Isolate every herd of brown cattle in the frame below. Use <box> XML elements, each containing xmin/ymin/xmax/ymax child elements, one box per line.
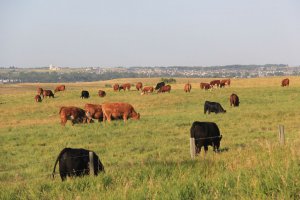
<box><xmin>35</xmin><ymin>78</ymin><xmax>290</xmax><ymax>125</ymax></box>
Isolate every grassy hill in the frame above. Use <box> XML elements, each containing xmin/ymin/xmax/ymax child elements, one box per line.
<box><xmin>0</xmin><ymin>77</ymin><xmax>299</xmax><ymax>199</ymax></box>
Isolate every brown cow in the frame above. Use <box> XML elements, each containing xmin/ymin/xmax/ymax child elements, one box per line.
<box><xmin>200</xmin><ymin>83</ymin><xmax>211</xmax><ymax>90</ymax></box>
<box><xmin>158</xmin><ymin>85</ymin><xmax>171</xmax><ymax>93</ymax></box>
<box><xmin>102</xmin><ymin>102</ymin><xmax>140</xmax><ymax>122</ymax></box>
<box><xmin>113</xmin><ymin>84</ymin><xmax>119</xmax><ymax>91</ymax></box>
<box><xmin>136</xmin><ymin>82</ymin><xmax>143</xmax><ymax>91</ymax></box>
<box><xmin>121</xmin><ymin>83</ymin><xmax>131</xmax><ymax>91</ymax></box>
<box><xmin>35</xmin><ymin>95</ymin><xmax>42</xmax><ymax>102</ymax></box>
<box><xmin>43</xmin><ymin>90</ymin><xmax>54</xmax><ymax>98</ymax></box>
<box><xmin>141</xmin><ymin>86</ymin><xmax>154</xmax><ymax>95</ymax></box>
<box><xmin>210</xmin><ymin>80</ymin><xmax>221</xmax><ymax>88</ymax></box>
<box><xmin>59</xmin><ymin>106</ymin><xmax>87</xmax><ymax>126</ymax></box>
<box><xmin>54</xmin><ymin>85</ymin><xmax>66</xmax><ymax>93</ymax></box>
<box><xmin>37</xmin><ymin>87</ymin><xmax>43</xmax><ymax>96</ymax></box>
<box><xmin>84</xmin><ymin>104</ymin><xmax>103</xmax><ymax>123</ymax></box>
<box><xmin>221</xmin><ymin>79</ymin><xmax>231</xmax><ymax>87</ymax></box>
<box><xmin>281</xmin><ymin>78</ymin><xmax>289</xmax><ymax>87</ymax></box>
<box><xmin>184</xmin><ymin>83</ymin><xmax>192</xmax><ymax>93</ymax></box>
<box><xmin>230</xmin><ymin>93</ymin><xmax>240</xmax><ymax>107</ymax></box>
<box><xmin>98</xmin><ymin>90</ymin><xmax>106</xmax><ymax>97</ymax></box>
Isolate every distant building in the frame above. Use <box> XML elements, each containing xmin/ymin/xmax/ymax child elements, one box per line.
<box><xmin>49</xmin><ymin>64</ymin><xmax>61</xmax><ymax>71</ymax></box>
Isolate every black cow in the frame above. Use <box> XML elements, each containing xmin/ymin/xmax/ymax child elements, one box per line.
<box><xmin>190</xmin><ymin>121</ymin><xmax>222</xmax><ymax>153</ymax></box>
<box><xmin>204</xmin><ymin>101</ymin><xmax>226</xmax><ymax>114</ymax></box>
<box><xmin>155</xmin><ymin>82</ymin><xmax>165</xmax><ymax>90</ymax></box>
<box><xmin>81</xmin><ymin>90</ymin><xmax>90</xmax><ymax>99</ymax></box>
<box><xmin>52</xmin><ymin>148</ymin><xmax>105</xmax><ymax>181</ymax></box>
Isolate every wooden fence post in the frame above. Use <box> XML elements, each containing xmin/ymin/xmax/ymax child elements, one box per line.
<box><xmin>190</xmin><ymin>138</ymin><xmax>196</xmax><ymax>159</ymax></box>
<box><xmin>278</xmin><ymin>125</ymin><xmax>285</xmax><ymax>145</ymax></box>
<box><xmin>89</xmin><ymin>152</ymin><xmax>95</xmax><ymax>176</ymax></box>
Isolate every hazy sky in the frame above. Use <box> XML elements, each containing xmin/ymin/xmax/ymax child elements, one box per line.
<box><xmin>1</xmin><ymin>0</ymin><xmax>300</xmax><ymax>67</ymax></box>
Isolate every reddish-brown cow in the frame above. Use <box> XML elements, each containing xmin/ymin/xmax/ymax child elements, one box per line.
<box><xmin>121</xmin><ymin>83</ymin><xmax>131</xmax><ymax>91</ymax></box>
<box><xmin>102</xmin><ymin>102</ymin><xmax>140</xmax><ymax>122</ymax></box>
<box><xmin>54</xmin><ymin>85</ymin><xmax>66</xmax><ymax>93</ymax></box>
<box><xmin>230</xmin><ymin>93</ymin><xmax>240</xmax><ymax>107</ymax></box>
<box><xmin>59</xmin><ymin>106</ymin><xmax>87</xmax><ymax>126</ymax></box>
<box><xmin>43</xmin><ymin>90</ymin><xmax>54</xmax><ymax>98</ymax></box>
<box><xmin>141</xmin><ymin>86</ymin><xmax>154</xmax><ymax>95</ymax></box>
<box><xmin>113</xmin><ymin>84</ymin><xmax>119</xmax><ymax>91</ymax></box>
<box><xmin>200</xmin><ymin>83</ymin><xmax>211</xmax><ymax>90</ymax></box>
<box><xmin>136</xmin><ymin>82</ymin><xmax>143</xmax><ymax>91</ymax></box>
<box><xmin>220</xmin><ymin>79</ymin><xmax>231</xmax><ymax>87</ymax></box>
<box><xmin>210</xmin><ymin>80</ymin><xmax>221</xmax><ymax>88</ymax></box>
<box><xmin>158</xmin><ymin>85</ymin><xmax>171</xmax><ymax>93</ymax></box>
<box><xmin>84</xmin><ymin>103</ymin><xmax>103</xmax><ymax>123</ymax></box>
<box><xmin>98</xmin><ymin>90</ymin><xmax>106</xmax><ymax>97</ymax></box>
<box><xmin>184</xmin><ymin>83</ymin><xmax>192</xmax><ymax>92</ymax></box>
<box><xmin>281</xmin><ymin>78</ymin><xmax>289</xmax><ymax>87</ymax></box>
<box><xmin>35</xmin><ymin>95</ymin><xmax>42</xmax><ymax>102</ymax></box>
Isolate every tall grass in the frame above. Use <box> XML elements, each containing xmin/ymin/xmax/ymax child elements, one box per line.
<box><xmin>0</xmin><ymin>77</ymin><xmax>299</xmax><ymax>199</ymax></box>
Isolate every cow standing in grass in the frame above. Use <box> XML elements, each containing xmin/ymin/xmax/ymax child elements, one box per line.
<box><xmin>52</xmin><ymin>148</ymin><xmax>105</xmax><ymax>181</ymax></box>
<box><xmin>102</xmin><ymin>102</ymin><xmax>140</xmax><ymax>122</ymax></box>
<box><xmin>42</xmin><ymin>90</ymin><xmax>54</xmax><ymax>98</ymax></box>
<box><xmin>84</xmin><ymin>103</ymin><xmax>103</xmax><ymax>123</ymax></box>
<box><xmin>190</xmin><ymin>121</ymin><xmax>222</xmax><ymax>154</ymax></box>
<box><xmin>54</xmin><ymin>85</ymin><xmax>66</xmax><ymax>93</ymax></box>
<box><xmin>136</xmin><ymin>82</ymin><xmax>143</xmax><ymax>91</ymax></box>
<box><xmin>59</xmin><ymin>106</ymin><xmax>87</xmax><ymax>126</ymax></box>
<box><xmin>281</xmin><ymin>78</ymin><xmax>289</xmax><ymax>87</ymax></box>
<box><xmin>184</xmin><ymin>83</ymin><xmax>192</xmax><ymax>92</ymax></box>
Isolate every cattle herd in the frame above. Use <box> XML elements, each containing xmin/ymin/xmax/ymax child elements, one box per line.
<box><xmin>34</xmin><ymin>78</ymin><xmax>289</xmax><ymax>181</ymax></box>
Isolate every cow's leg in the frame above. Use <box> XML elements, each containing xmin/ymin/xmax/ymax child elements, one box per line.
<box><xmin>123</xmin><ymin>114</ymin><xmax>128</xmax><ymax>122</ymax></box>
<box><xmin>204</xmin><ymin>146</ymin><xmax>208</xmax><ymax>155</ymax></box>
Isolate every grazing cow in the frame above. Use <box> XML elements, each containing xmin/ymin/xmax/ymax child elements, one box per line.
<box><xmin>210</xmin><ymin>80</ymin><xmax>221</xmax><ymax>88</ymax></box>
<box><xmin>52</xmin><ymin>148</ymin><xmax>105</xmax><ymax>181</ymax></box>
<box><xmin>34</xmin><ymin>95</ymin><xmax>42</xmax><ymax>102</ymax></box>
<box><xmin>98</xmin><ymin>90</ymin><xmax>106</xmax><ymax>97</ymax></box>
<box><xmin>204</xmin><ymin>101</ymin><xmax>226</xmax><ymax>114</ymax></box>
<box><xmin>184</xmin><ymin>83</ymin><xmax>192</xmax><ymax>93</ymax></box>
<box><xmin>102</xmin><ymin>102</ymin><xmax>140</xmax><ymax>122</ymax></box>
<box><xmin>42</xmin><ymin>90</ymin><xmax>54</xmax><ymax>98</ymax></box>
<box><xmin>200</xmin><ymin>83</ymin><xmax>212</xmax><ymax>90</ymax></box>
<box><xmin>190</xmin><ymin>121</ymin><xmax>222</xmax><ymax>154</ymax></box>
<box><xmin>37</xmin><ymin>87</ymin><xmax>43</xmax><ymax>96</ymax></box>
<box><xmin>158</xmin><ymin>85</ymin><xmax>171</xmax><ymax>93</ymax></box>
<box><xmin>113</xmin><ymin>84</ymin><xmax>119</xmax><ymax>91</ymax></box>
<box><xmin>141</xmin><ymin>86</ymin><xmax>154</xmax><ymax>95</ymax></box>
<box><xmin>281</xmin><ymin>78</ymin><xmax>289</xmax><ymax>87</ymax></box>
<box><xmin>136</xmin><ymin>82</ymin><xmax>143</xmax><ymax>91</ymax></box>
<box><xmin>230</xmin><ymin>93</ymin><xmax>240</xmax><ymax>107</ymax></box>
<box><xmin>220</xmin><ymin>79</ymin><xmax>231</xmax><ymax>87</ymax></box>
<box><xmin>54</xmin><ymin>85</ymin><xmax>66</xmax><ymax>93</ymax></box>
<box><xmin>59</xmin><ymin>106</ymin><xmax>87</xmax><ymax>126</ymax></box>
<box><xmin>121</xmin><ymin>83</ymin><xmax>131</xmax><ymax>91</ymax></box>
<box><xmin>220</xmin><ymin>82</ymin><xmax>226</xmax><ymax>88</ymax></box>
<box><xmin>155</xmin><ymin>82</ymin><xmax>165</xmax><ymax>90</ymax></box>
<box><xmin>84</xmin><ymin>103</ymin><xmax>103</xmax><ymax>123</ymax></box>
<box><xmin>81</xmin><ymin>90</ymin><xmax>89</xmax><ymax>99</ymax></box>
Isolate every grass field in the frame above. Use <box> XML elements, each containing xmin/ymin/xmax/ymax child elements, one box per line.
<box><xmin>0</xmin><ymin>77</ymin><xmax>299</xmax><ymax>199</ymax></box>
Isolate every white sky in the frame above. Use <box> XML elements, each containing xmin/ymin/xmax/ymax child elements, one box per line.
<box><xmin>1</xmin><ymin>0</ymin><xmax>299</xmax><ymax>67</ymax></box>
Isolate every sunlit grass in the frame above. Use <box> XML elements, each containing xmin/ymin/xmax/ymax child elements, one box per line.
<box><xmin>0</xmin><ymin>77</ymin><xmax>299</xmax><ymax>199</ymax></box>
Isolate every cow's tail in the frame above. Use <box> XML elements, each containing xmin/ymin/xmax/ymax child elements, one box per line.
<box><xmin>52</xmin><ymin>148</ymin><xmax>68</xmax><ymax>179</ymax></box>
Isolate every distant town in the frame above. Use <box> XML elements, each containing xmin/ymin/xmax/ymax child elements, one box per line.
<box><xmin>1</xmin><ymin>64</ymin><xmax>299</xmax><ymax>83</ymax></box>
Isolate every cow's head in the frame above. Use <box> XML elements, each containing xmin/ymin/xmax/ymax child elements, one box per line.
<box><xmin>132</xmin><ymin>113</ymin><xmax>140</xmax><ymax>120</ymax></box>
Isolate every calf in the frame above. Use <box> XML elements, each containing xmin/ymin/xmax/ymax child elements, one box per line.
<box><xmin>52</xmin><ymin>148</ymin><xmax>105</xmax><ymax>181</ymax></box>
<box><xmin>136</xmin><ymin>82</ymin><xmax>143</xmax><ymax>91</ymax></box>
<box><xmin>190</xmin><ymin>121</ymin><xmax>222</xmax><ymax>154</ymax></box>
<box><xmin>281</xmin><ymin>78</ymin><xmax>289</xmax><ymax>87</ymax></box>
<box><xmin>54</xmin><ymin>85</ymin><xmax>66</xmax><ymax>93</ymax></box>
<box><xmin>141</xmin><ymin>86</ymin><xmax>154</xmax><ymax>95</ymax></box>
<box><xmin>204</xmin><ymin>101</ymin><xmax>226</xmax><ymax>114</ymax></box>
<box><xmin>113</xmin><ymin>84</ymin><xmax>119</xmax><ymax>91</ymax></box>
<box><xmin>34</xmin><ymin>95</ymin><xmax>42</xmax><ymax>102</ymax></box>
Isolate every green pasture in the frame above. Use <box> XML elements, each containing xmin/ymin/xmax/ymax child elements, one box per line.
<box><xmin>0</xmin><ymin>77</ymin><xmax>299</xmax><ymax>199</ymax></box>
